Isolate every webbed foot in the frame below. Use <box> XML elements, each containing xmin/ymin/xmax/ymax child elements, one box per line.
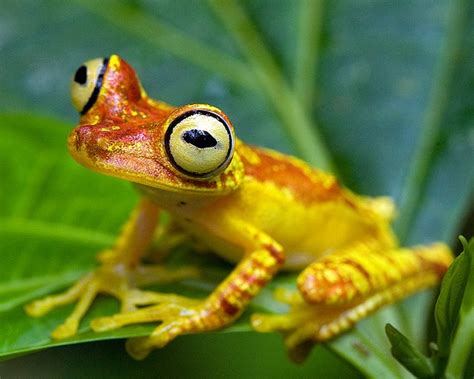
<box><xmin>25</xmin><ymin>262</ymin><xmax>199</xmax><ymax>339</ymax></box>
<box><xmin>90</xmin><ymin>297</ymin><xmax>205</xmax><ymax>360</ymax></box>
<box><xmin>251</xmin><ymin>288</ymin><xmax>333</xmax><ymax>361</ymax></box>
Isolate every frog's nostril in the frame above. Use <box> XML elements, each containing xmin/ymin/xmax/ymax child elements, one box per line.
<box><xmin>69</xmin><ymin>126</ymin><xmax>93</xmax><ymax>152</ymax></box>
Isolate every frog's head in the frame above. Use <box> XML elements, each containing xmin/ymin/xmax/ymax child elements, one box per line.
<box><xmin>68</xmin><ymin>54</ymin><xmax>243</xmax><ymax>194</ymax></box>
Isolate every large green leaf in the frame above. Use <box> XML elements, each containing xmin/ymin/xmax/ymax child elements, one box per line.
<box><xmin>0</xmin><ymin>0</ymin><xmax>473</xmax><ymax>377</ymax></box>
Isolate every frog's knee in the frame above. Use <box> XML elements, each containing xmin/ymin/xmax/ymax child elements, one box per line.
<box><xmin>296</xmin><ymin>264</ymin><xmax>325</xmax><ymax>304</ymax></box>
<box><xmin>296</xmin><ymin>262</ymin><xmax>358</xmax><ymax>305</ymax></box>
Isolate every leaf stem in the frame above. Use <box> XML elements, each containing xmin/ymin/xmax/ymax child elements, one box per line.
<box><xmin>207</xmin><ymin>0</ymin><xmax>335</xmax><ymax>171</ymax></box>
<box><xmin>72</xmin><ymin>0</ymin><xmax>257</xmax><ymax>90</ymax></box>
<box><xmin>294</xmin><ymin>0</ymin><xmax>324</xmax><ymax>111</ymax></box>
<box><xmin>395</xmin><ymin>0</ymin><xmax>470</xmax><ymax>242</ymax></box>
<box><xmin>445</xmin><ymin>309</ymin><xmax>474</xmax><ymax>379</ymax></box>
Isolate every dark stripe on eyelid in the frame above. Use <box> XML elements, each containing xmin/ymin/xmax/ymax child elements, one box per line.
<box><xmin>80</xmin><ymin>57</ymin><xmax>109</xmax><ymax>115</ymax></box>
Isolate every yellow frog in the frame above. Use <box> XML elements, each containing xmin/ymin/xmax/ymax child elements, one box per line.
<box><xmin>25</xmin><ymin>55</ymin><xmax>453</xmax><ymax>360</ymax></box>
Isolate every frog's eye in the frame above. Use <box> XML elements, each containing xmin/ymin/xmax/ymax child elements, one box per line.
<box><xmin>70</xmin><ymin>57</ymin><xmax>109</xmax><ymax>115</ymax></box>
<box><xmin>165</xmin><ymin>110</ymin><xmax>234</xmax><ymax>179</ymax></box>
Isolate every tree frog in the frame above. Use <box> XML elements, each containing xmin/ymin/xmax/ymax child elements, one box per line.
<box><xmin>26</xmin><ymin>55</ymin><xmax>453</xmax><ymax>361</ymax></box>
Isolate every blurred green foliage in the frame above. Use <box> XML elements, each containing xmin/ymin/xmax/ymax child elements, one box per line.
<box><xmin>387</xmin><ymin>238</ymin><xmax>474</xmax><ymax>378</ymax></box>
<box><xmin>0</xmin><ymin>0</ymin><xmax>473</xmax><ymax>377</ymax></box>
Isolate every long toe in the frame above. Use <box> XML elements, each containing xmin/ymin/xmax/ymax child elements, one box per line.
<box><xmin>126</xmin><ymin>336</ymin><xmax>155</xmax><ymax>360</ymax></box>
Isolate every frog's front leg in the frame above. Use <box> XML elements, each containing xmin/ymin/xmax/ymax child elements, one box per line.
<box><xmin>251</xmin><ymin>241</ymin><xmax>453</xmax><ymax>361</ymax></box>
<box><xmin>90</xmin><ymin>221</ymin><xmax>285</xmax><ymax>360</ymax></box>
<box><xmin>25</xmin><ymin>198</ymin><xmax>198</xmax><ymax>339</ymax></box>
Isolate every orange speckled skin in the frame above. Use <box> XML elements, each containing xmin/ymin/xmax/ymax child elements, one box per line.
<box><xmin>62</xmin><ymin>55</ymin><xmax>453</xmax><ymax>358</ymax></box>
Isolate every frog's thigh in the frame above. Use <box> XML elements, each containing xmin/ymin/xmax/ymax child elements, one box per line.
<box><xmin>252</xmin><ymin>240</ymin><xmax>452</xmax><ymax>359</ymax></box>
<box><xmin>296</xmin><ymin>240</ymin><xmax>451</xmax><ymax>306</ymax></box>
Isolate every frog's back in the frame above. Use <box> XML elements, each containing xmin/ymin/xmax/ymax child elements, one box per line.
<box><xmin>221</xmin><ymin>142</ymin><xmax>398</xmax><ymax>267</ymax></box>
<box><xmin>237</xmin><ymin>142</ymin><xmax>394</xmax><ymax>218</ymax></box>
<box><xmin>237</xmin><ymin>142</ymin><xmax>342</xmax><ymax>204</ymax></box>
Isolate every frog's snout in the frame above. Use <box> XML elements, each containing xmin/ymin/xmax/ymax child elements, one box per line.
<box><xmin>68</xmin><ymin>125</ymin><xmax>93</xmax><ymax>154</ymax></box>
<box><xmin>67</xmin><ymin>125</ymin><xmax>106</xmax><ymax>168</ymax></box>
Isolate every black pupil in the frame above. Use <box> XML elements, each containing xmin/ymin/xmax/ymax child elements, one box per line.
<box><xmin>182</xmin><ymin>129</ymin><xmax>218</xmax><ymax>148</ymax></box>
<box><xmin>74</xmin><ymin>65</ymin><xmax>87</xmax><ymax>85</ymax></box>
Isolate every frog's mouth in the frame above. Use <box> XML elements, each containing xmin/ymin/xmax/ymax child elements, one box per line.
<box><xmin>68</xmin><ymin>123</ymin><xmax>240</xmax><ymax>194</ymax></box>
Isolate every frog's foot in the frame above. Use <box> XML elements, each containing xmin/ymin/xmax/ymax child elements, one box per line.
<box><xmin>252</xmin><ymin>266</ymin><xmax>450</xmax><ymax>361</ymax></box>
<box><xmin>253</xmin><ymin>279</ymin><xmax>438</xmax><ymax>361</ymax></box>
<box><xmin>113</xmin><ymin>232</ymin><xmax>286</xmax><ymax>360</ymax></box>
<box><xmin>25</xmin><ymin>263</ymin><xmax>200</xmax><ymax>340</ymax></box>
<box><xmin>252</xmin><ymin>242</ymin><xmax>453</xmax><ymax>361</ymax></box>
<box><xmin>251</xmin><ymin>290</ymin><xmax>339</xmax><ymax>362</ymax></box>
<box><xmin>89</xmin><ymin>297</ymin><xmax>205</xmax><ymax>360</ymax></box>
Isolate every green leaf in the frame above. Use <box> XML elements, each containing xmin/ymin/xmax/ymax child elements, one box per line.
<box><xmin>435</xmin><ymin>236</ymin><xmax>472</xmax><ymax>356</ymax></box>
<box><xmin>444</xmin><ymin>237</ymin><xmax>474</xmax><ymax>379</ymax></box>
<box><xmin>0</xmin><ymin>0</ymin><xmax>473</xmax><ymax>377</ymax></box>
<box><xmin>385</xmin><ymin>323</ymin><xmax>434</xmax><ymax>379</ymax></box>
<box><xmin>385</xmin><ymin>237</ymin><xmax>474</xmax><ymax>378</ymax></box>
<box><xmin>458</xmin><ymin>237</ymin><xmax>474</xmax><ymax>313</ymax></box>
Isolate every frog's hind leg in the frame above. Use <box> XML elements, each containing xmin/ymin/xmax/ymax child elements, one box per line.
<box><xmin>25</xmin><ymin>198</ymin><xmax>199</xmax><ymax>339</ymax></box>
<box><xmin>251</xmin><ymin>241</ymin><xmax>453</xmax><ymax>361</ymax></box>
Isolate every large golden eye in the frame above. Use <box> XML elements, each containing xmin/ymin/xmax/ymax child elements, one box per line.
<box><xmin>165</xmin><ymin>109</ymin><xmax>235</xmax><ymax>179</ymax></box>
<box><xmin>70</xmin><ymin>57</ymin><xmax>109</xmax><ymax>114</ymax></box>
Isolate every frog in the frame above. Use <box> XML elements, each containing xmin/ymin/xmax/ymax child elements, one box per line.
<box><xmin>25</xmin><ymin>55</ymin><xmax>453</xmax><ymax>361</ymax></box>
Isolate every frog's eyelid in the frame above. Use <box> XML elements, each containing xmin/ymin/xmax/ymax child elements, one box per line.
<box><xmin>80</xmin><ymin>57</ymin><xmax>110</xmax><ymax>115</ymax></box>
